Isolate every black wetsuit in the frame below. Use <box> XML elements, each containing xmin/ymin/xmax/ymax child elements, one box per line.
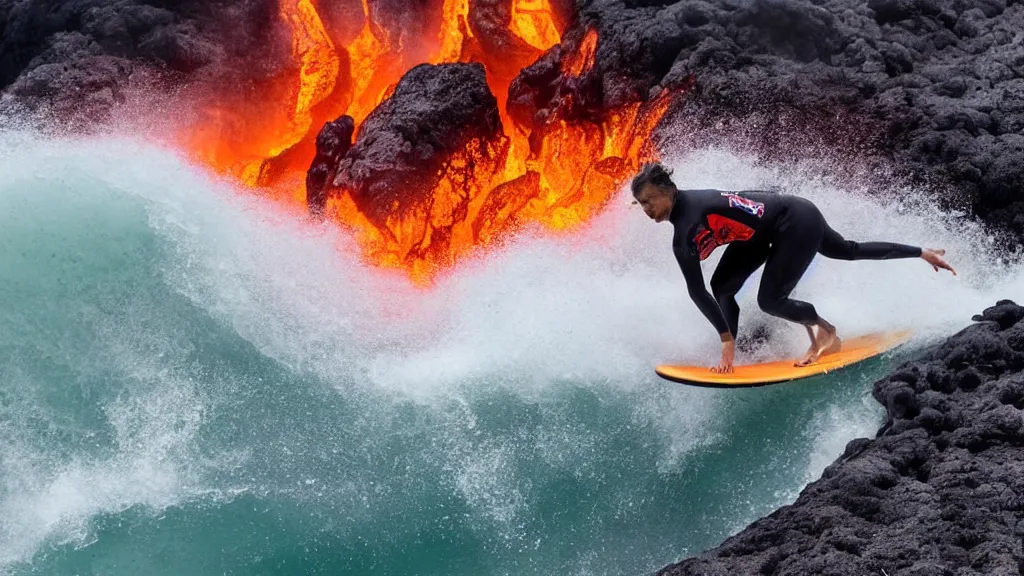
<box><xmin>668</xmin><ymin>189</ymin><xmax>922</xmax><ymax>338</ymax></box>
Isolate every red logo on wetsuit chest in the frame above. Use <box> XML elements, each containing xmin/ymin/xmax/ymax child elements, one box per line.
<box><xmin>692</xmin><ymin>215</ymin><xmax>755</xmax><ymax>260</ymax></box>
<box><xmin>721</xmin><ymin>193</ymin><xmax>765</xmax><ymax>217</ymax></box>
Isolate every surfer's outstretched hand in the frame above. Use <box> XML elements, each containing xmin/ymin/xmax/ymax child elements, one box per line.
<box><xmin>922</xmin><ymin>248</ymin><xmax>956</xmax><ymax>275</ymax></box>
<box><xmin>712</xmin><ymin>339</ymin><xmax>735</xmax><ymax>373</ymax></box>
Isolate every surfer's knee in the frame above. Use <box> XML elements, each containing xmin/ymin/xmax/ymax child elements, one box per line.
<box><xmin>710</xmin><ymin>277</ymin><xmax>731</xmax><ymax>300</ymax></box>
<box><xmin>710</xmin><ymin>274</ymin><xmax>740</xmax><ymax>301</ymax></box>
<box><xmin>757</xmin><ymin>291</ymin><xmax>818</xmax><ymax>324</ymax></box>
<box><xmin>756</xmin><ymin>290</ymin><xmax>783</xmax><ymax>315</ymax></box>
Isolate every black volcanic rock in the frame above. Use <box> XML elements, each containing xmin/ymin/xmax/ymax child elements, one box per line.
<box><xmin>465</xmin><ymin>0</ymin><xmax>550</xmax><ymax>88</ymax></box>
<box><xmin>511</xmin><ymin>0</ymin><xmax>1024</xmax><ymax>240</ymax></box>
<box><xmin>0</xmin><ymin>0</ymin><xmax>284</xmax><ymax>127</ymax></box>
<box><xmin>657</xmin><ymin>300</ymin><xmax>1024</xmax><ymax>576</ymax></box>
<box><xmin>307</xmin><ymin>115</ymin><xmax>356</xmax><ymax>218</ymax></box>
<box><xmin>326</xmin><ymin>62</ymin><xmax>508</xmax><ymax>241</ymax></box>
<box><xmin>507</xmin><ymin>24</ymin><xmax>606</xmax><ymax>132</ymax></box>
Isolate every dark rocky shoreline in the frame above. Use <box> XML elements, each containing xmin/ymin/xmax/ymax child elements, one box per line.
<box><xmin>658</xmin><ymin>299</ymin><xmax>1024</xmax><ymax>576</ymax></box>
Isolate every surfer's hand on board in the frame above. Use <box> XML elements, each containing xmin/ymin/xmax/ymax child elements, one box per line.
<box><xmin>712</xmin><ymin>339</ymin><xmax>735</xmax><ymax>373</ymax></box>
<box><xmin>922</xmin><ymin>248</ymin><xmax>956</xmax><ymax>275</ymax></box>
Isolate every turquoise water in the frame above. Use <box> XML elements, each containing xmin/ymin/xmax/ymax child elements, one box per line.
<box><xmin>1</xmin><ymin>130</ymin><xmax>1020</xmax><ymax>575</ymax></box>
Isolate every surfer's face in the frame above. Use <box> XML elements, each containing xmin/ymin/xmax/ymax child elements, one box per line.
<box><xmin>634</xmin><ymin>184</ymin><xmax>674</xmax><ymax>222</ymax></box>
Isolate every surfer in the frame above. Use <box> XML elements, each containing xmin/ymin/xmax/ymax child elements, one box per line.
<box><xmin>630</xmin><ymin>162</ymin><xmax>956</xmax><ymax>373</ymax></box>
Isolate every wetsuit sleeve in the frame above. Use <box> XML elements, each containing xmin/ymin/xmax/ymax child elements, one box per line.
<box><xmin>853</xmin><ymin>242</ymin><xmax>922</xmax><ymax>259</ymax></box>
<box><xmin>672</xmin><ymin>234</ymin><xmax>732</xmax><ymax>338</ymax></box>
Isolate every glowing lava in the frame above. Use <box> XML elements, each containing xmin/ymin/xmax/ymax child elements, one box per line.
<box><xmin>435</xmin><ymin>0</ymin><xmax>472</xmax><ymax>63</ymax></box>
<box><xmin>510</xmin><ymin>0</ymin><xmax>561</xmax><ymax>50</ymax></box>
<box><xmin>174</xmin><ymin>0</ymin><xmax>673</xmax><ymax>282</ymax></box>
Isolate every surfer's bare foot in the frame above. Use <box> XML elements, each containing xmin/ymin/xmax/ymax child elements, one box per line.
<box><xmin>794</xmin><ymin>319</ymin><xmax>841</xmax><ymax>367</ymax></box>
<box><xmin>796</xmin><ymin>325</ymin><xmax>819</xmax><ymax>367</ymax></box>
<box><xmin>796</xmin><ymin>346</ymin><xmax>818</xmax><ymax>367</ymax></box>
<box><xmin>711</xmin><ymin>338</ymin><xmax>735</xmax><ymax>373</ymax></box>
<box><xmin>816</xmin><ymin>324</ymin><xmax>842</xmax><ymax>357</ymax></box>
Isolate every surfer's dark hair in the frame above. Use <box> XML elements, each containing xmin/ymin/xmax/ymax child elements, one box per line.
<box><xmin>631</xmin><ymin>162</ymin><xmax>676</xmax><ymax>196</ymax></box>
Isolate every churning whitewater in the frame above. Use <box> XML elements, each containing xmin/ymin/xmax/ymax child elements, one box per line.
<box><xmin>1</xmin><ymin>129</ymin><xmax>1021</xmax><ymax>576</ymax></box>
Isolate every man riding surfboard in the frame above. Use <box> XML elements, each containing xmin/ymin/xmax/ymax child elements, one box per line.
<box><xmin>630</xmin><ymin>162</ymin><xmax>957</xmax><ymax>373</ymax></box>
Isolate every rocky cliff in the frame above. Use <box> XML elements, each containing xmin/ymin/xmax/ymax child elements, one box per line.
<box><xmin>548</xmin><ymin>0</ymin><xmax>1024</xmax><ymax>239</ymax></box>
<box><xmin>658</xmin><ymin>300</ymin><xmax>1024</xmax><ymax>576</ymax></box>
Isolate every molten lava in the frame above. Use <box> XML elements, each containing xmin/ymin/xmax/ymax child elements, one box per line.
<box><xmin>510</xmin><ymin>0</ymin><xmax>561</xmax><ymax>50</ymax></box>
<box><xmin>562</xmin><ymin>27</ymin><xmax>597</xmax><ymax>77</ymax></box>
<box><xmin>174</xmin><ymin>0</ymin><xmax>673</xmax><ymax>282</ymax></box>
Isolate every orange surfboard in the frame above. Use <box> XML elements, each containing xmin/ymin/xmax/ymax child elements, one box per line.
<box><xmin>655</xmin><ymin>330</ymin><xmax>913</xmax><ymax>388</ymax></box>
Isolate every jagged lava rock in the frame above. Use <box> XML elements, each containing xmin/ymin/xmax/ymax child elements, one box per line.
<box><xmin>306</xmin><ymin>115</ymin><xmax>356</xmax><ymax>217</ymax></box>
<box><xmin>0</xmin><ymin>0</ymin><xmax>284</xmax><ymax>127</ymax></box>
<box><xmin>325</xmin><ymin>62</ymin><xmax>507</xmax><ymax>232</ymax></box>
<box><xmin>514</xmin><ymin>0</ymin><xmax>1024</xmax><ymax>239</ymax></box>
<box><xmin>657</xmin><ymin>300</ymin><xmax>1024</xmax><ymax>576</ymax></box>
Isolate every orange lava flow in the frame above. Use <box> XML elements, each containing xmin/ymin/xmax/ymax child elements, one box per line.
<box><xmin>173</xmin><ymin>0</ymin><xmax>672</xmax><ymax>283</ymax></box>
<box><xmin>434</xmin><ymin>0</ymin><xmax>472</xmax><ymax>63</ymax></box>
<box><xmin>562</xmin><ymin>27</ymin><xmax>597</xmax><ymax>77</ymax></box>
<box><xmin>510</xmin><ymin>0</ymin><xmax>561</xmax><ymax>50</ymax></box>
<box><xmin>346</xmin><ymin>0</ymin><xmax>398</xmax><ymax>126</ymax></box>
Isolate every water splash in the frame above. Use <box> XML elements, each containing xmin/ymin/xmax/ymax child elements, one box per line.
<box><xmin>0</xmin><ymin>128</ymin><xmax>1020</xmax><ymax>575</ymax></box>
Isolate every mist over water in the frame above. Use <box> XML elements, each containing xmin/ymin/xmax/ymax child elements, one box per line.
<box><xmin>0</xmin><ymin>128</ymin><xmax>1021</xmax><ymax>575</ymax></box>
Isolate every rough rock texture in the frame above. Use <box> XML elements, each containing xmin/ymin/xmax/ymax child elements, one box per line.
<box><xmin>511</xmin><ymin>0</ymin><xmax>1024</xmax><ymax>240</ymax></box>
<box><xmin>658</xmin><ymin>300</ymin><xmax>1024</xmax><ymax>576</ymax></box>
<box><xmin>2</xmin><ymin>0</ymin><xmax>1022</xmax><ymax>237</ymax></box>
<box><xmin>0</xmin><ymin>0</ymin><xmax>575</xmax><ymax>131</ymax></box>
<box><xmin>461</xmin><ymin>0</ymin><xmax>553</xmax><ymax>92</ymax></box>
<box><xmin>307</xmin><ymin>116</ymin><xmax>356</xmax><ymax>217</ymax></box>
<box><xmin>507</xmin><ymin>24</ymin><xmax>608</xmax><ymax>132</ymax></box>
<box><xmin>0</xmin><ymin>0</ymin><xmax>284</xmax><ymax>128</ymax></box>
<box><xmin>328</xmin><ymin>62</ymin><xmax>508</xmax><ymax>229</ymax></box>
